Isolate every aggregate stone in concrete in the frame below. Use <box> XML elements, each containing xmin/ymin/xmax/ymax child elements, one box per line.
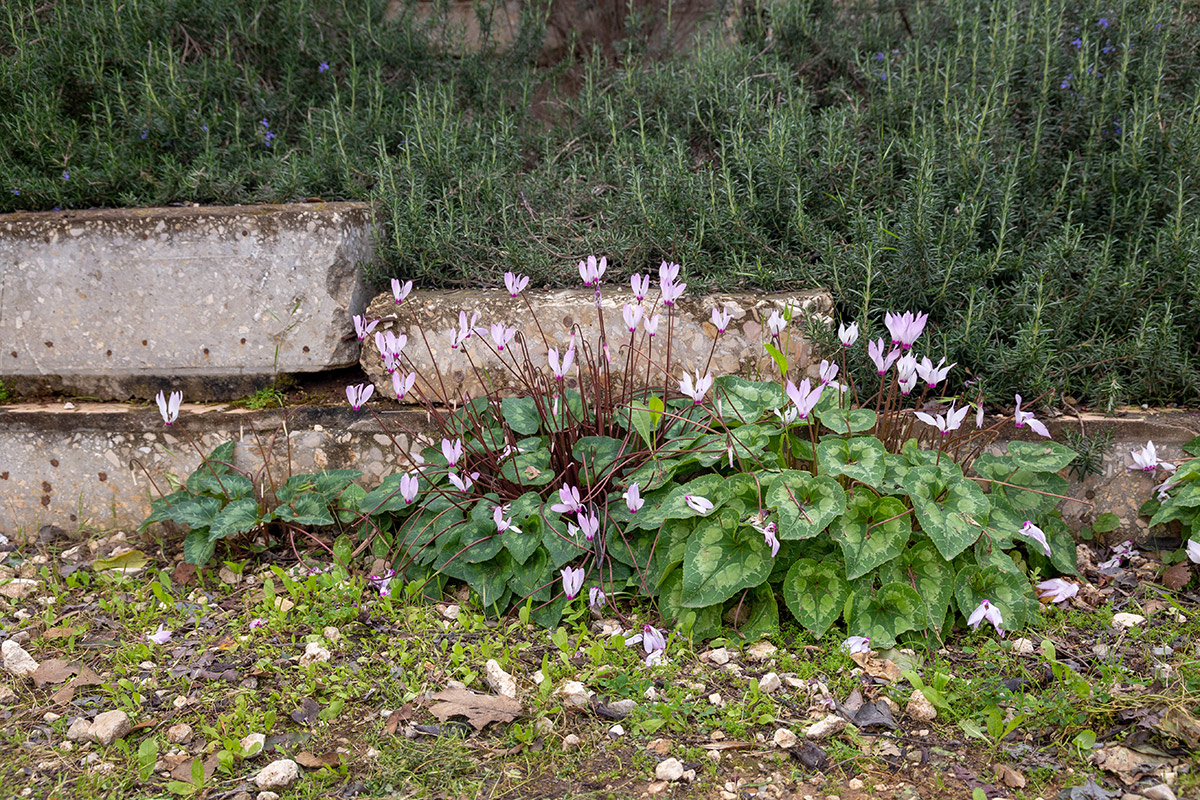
<box><xmin>359</xmin><ymin>287</ymin><xmax>833</xmax><ymax>402</ymax></box>
<box><xmin>0</xmin><ymin>203</ymin><xmax>372</xmax><ymax>400</ymax></box>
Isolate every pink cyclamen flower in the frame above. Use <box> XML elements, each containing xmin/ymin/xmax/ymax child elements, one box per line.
<box><xmin>1013</xmin><ymin>394</ymin><xmax>1051</xmax><ymax>438</ymax></box>
<box><xmin>785</xmin><ymin>378</ymin><xmax>824</xmax><ymax>420</ymax></box>
<box><xmin>493</xmin><ymin>505</ymin><xmax>521</xmax><ymax>534</ymax></box>
<box><xmin>679</xmin><ymin>371</ymin><xmax>713</xmax><ymax>405</ymax></box>
<box><xmin>551</xmin><ymin>483</ymin><xmax>583</xmax><ymax>515</ymax></box>
<box><xmin>156</xmin><ymin>390</ymin><xmax>182</xmax><ymax>425</ymax></box>
<box><xmin>577</xmin><ymin>511</ymin><xmax>600</xmax><ymax>541</ymax></box>
<box><xmin>867</xmin><ymin>338</ymin><xmax>901</xmax><ymax>375</ymax></box>
<box><xmin>489</xmin><ymin>323</ymin><xmax>517</xmax><ymax>351</ymax></box>
<box><xmin>449</xmin><ymin>310</ymin><xmax>480</xmax><ymax>350</ymax></box>
<box><xmin>658</xmin><ymin>261</ymin><xmax>681</xmax><ymax>286</ymax></box>
<box><xmin>819</xmin><ymin>359</ymin><xmax>839</xmax><ymax>386</ymax></box>
<box><xmin>369</xmin><ymin>568</ymin><xmax>396</xmax><ymax>597</ymax></box>
<box><xmin>353</xmin><ymin>314</ymin><xmax>379</xmax><ymax>341</ymax></box>
<box><xmin>916</xmin><ymin>356</ymin><xmax>954</xmax><ymax>388</ymax></box>
<box><xmin>967</xmin><ymin>599</ymin><xmax>1004</xmax><ymax>635</ymax></box>
<box><xmin>623</xmin><ymin>303</ymin><xmax>644</xmax><ymax>333</ymax></box>
<box><xmin>838</xmin><ymin>321</ymin><xmax>859</xmax><ymax>347</ymax></box>
<box><xmin>1036</xmin><ymin>578</ymin><xmax>1078</xmax><ymax>604</ymax></box>
<box><xmin>685</xmin><ymin>494</ymin><xmax>714</xmax><ymax>515</ymax></box>
<box><xmin>447</xmin><ymin>471</ymin><xmax>478</xmax><ymax>492</ymax></box>
<box><xmin>660</xmin><ymin>278</ymin><xmax>687</xmax><ymax>306</ymax></box>
<box><xmin>711</xmin><ymin>306</ymin><xmax>732</xmax><ymax>333</ymax></box>
<box><xmin>561</xmin><ymin>566</ymin><xmax>585</xmax><ymax>600</ymax></box>
<box><xmin>548</xmin><ymin>346</ymin><xmax>575</xmax><ymax>380</ymax></box>
<box><xmin>147</xmin><ymin>624</ymin><xmax>173</xmax><ymax>645</ymax></box>
<box><xmin>631</xmin><ymin>273</ymin><xmax>650</xmax><ymax>301</ymax></box>
<box><xmin>1129</xmin><ymin>440</ymin><xmax>1175</xmax><ymax>473</ymax></box>
<box><xmin>895</xmin><ymin>353</ymin><xmax>919</xmax><ymax>395</ymax></box>
<box><xmin>441</xmin><ymin>438</ymin><xmax>463</xmax><ymax>467</ymax></box>
<box><xmin>391</xmin><ymin>278</ymin><xmax>413</xmax><ymax>304</ymax></box>
<box><xmin>884</xmin><ymin>310</ymin><xmax>928</xmax><ymax>349</ymax></box>
<box><xmin>504</xmin><ymin>271</ymin><xmax>529</xmax><ymax>297</ymax></box>
<box><xmin>841</xmin><ymin>635</ymin><xmax>871</xmax><ymax>654</ymax></box>
<box><xmin>400</xmin><ymin>472</ymin><xmax>419</xmax><ymax>504</ymax></box>
<box><xmin>1187</xmin><ymin>539</ymin><xmax>1200</xmax><ymax>564</ymax></box>
<box><xmin>578</xmin><ymin>255</ymin><xmax>607</xmax><ymax>287</ymax></box>
<box><xmin>766</xmin><ymin>310</ymin><xmax>787</xmax><ymax>338</ymax></box>
<box><xmin>644</xmin><ymin>314</ymin><xmax>660</xmax><ymax>337</ymax></box>
<box><xmin>1019</xmin><ymin>520</ymin><xmax>1052</xmax><ymax>557</ymax></box>
<box><xmin>589</xmin><ymin>586</ymin><xmax>606</xmax><ymax>609</ymax></box>
<box><xmin>626</xmin><ymin>623</ymin><xmax>668</xmax><ymax>666</ymax></box>
<box><xmin>392</xmin><ymin>371</ymin><xmax>416</xmax><ymax>400</ymax></box>
<box><xmin>623</xmin><ymin>483</ymin><xmax>644</xmax><ymax>514</ymax></box>
<box><xmin>914</xmin><ymin>403</ymin><xmax>970</xmax><ymax>436</ymax></box>
<box><xmin>762</xmin><ymin>522</ymin><xmax>780</xmax><ymax>557</ymax></box>
<box><xmin>346</xmin><ymin>383</ymin><xmax>374</xmax><ymax>410</ymax></box>
<box><xmin>249</xmin><ymin>618</ymin><xmax>267</xmax><ymax>630</ymax></box>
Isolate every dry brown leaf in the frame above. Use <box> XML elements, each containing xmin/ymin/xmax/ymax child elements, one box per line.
<box><xmin>700</xmin><ymin>741</ymin><xmax>754</xmax><ymax>751</ymax></box>
<box><xmin>169</xmin><ymin>753</ymin><xmax>220</xmax><ymax>783</ymax></box>
<box><xmin>995</xmin><ymin>764</ymin><xmax>1026</xmax><ymax>788</ymax></box>
<box><xmin>429</xmin><ymin>688</ymin><xmax>522</xmax><ymax>730</ymax></box>
<box><xmin>295</xmin><ymin>750</ymin><xmax>342</xmax><ymax>768</ymax></box>
<box><xmin>850</xmin><ymin>652</ymin><xmax>902</xmax><ymax>683</ymax></box>
<box><xmin>43</xmin><ymin>626</ymin><xmax>80</xmax><ymax>639</ymax></box>
<box><xmin>172</xmin><ymin>562</ymin><xmax>197</xmax><ymax>586</ymax></box>
<box><xmin>214</xmin><ymin>635</ymin><xmax>239</xmax><ymax>651</ymax></box>
<box><xmin>1090</xmin><ymin>745</ymin><xmax>1178</xmax><ymax>785</ymax></box>
<box><xmin>385</xmin><ymin>712</ymin><xmax>401</xmax><ymax>736</ymax></box>
<box><xmin>31</xmin><ymin>659</ymin><xmax>78</xmax><ymax>688</ymax></box>
<box><xmin>1156</xmin><ymin>707</ymin><xmax>1200</xmax><ymax>749</ymax></box>
<box><xmin>1161</xmin><ymin>562</ymin><xmax>1192</xmax><ymax>591</ymax></box>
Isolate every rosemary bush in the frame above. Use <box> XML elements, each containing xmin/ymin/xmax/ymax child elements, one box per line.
<box><xmin>4</xmin><ymin>0</ymin><xmax>1199</xmax><ymax>406</ymax></box>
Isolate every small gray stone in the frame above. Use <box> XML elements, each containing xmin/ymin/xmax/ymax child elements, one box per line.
<box><xmin>254</xmin><ymin>759</ymin><xmax>301</xmax><ymax>790</ymax></box>
<box><xmin>299</xmin><ymin>642</ymin><xmax>331</xmax><ymax>667</ymax></box>
<box><xmin>2</xmin><ymin>639</ymin><xmax>39</xmax><ymax>677</ymax></box>
<box><xmin>240</xmin><ymin>732</ymin><xmax>266</xmax><ymax>758</ymax></box>
<box><xmin>746</xmin><ymin>641</ymin><xmax>778</xmax><ymax>662</ymax></box>
<box><xmin>772</xmin><ymin>728</ymin><xmax>798</xmax><ymax>749</ymax></box>
<box><xmin>759</xmin><ymin>672</ymin><xmax>782</xmax><ymax>694</ymax></box>
<box><xmin>906</xmin><ymin>689</ymin><xmax>938</xmax><ymax>722</ymax></box>
<box><xmin>0</xmin><ymin>578</ymin><xmax>40</xmax><ymax>599</ymax></box>
<box><xmin>90</xmin><ymin>710</ymin><xmax>131</xmax><ymax>745</ymax></box>
<box><xmin>0</xmin><ymin>684</ymin><xmax>17</xmax><ymax>704</ymax></box>
<box><xmin>655</xmin><ymin>757</ymin><xmax>685</xmax><ymax>781</ymax></box>
<box><xmin>607</xmin><ymin>699</ymin><xmax>638</xmax><ymax>716</ymax></box>
<box><xmin>166</xmin><ymin>723</ymin><xmax>192</xmax><ymax>744</ymax></box>
<box><xmin>1142</xmin><ymin>785</ymin><xmax>1177</xmax><ymax>800</ymax></box>
<box><xmin>66</xmin><ymin>717</ymin><xmax>93</xmax><ymax>742</ymax></box>
<box><xmin>257</xmin><ymin>793</ymin><xmax>281</xmax><ymax>800</ymax></box>
<box><xmin>805</xmin><ymin>714</ymin><xmax>847</xmax><ymax>740</ymax></box>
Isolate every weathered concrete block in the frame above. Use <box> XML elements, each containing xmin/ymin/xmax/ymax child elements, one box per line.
<box><xmin>0</xmin><ymin>403</ymin><xmax>429</xmax><ymax>537</ymax></box>
<box><xmin>0</xmin><ymin>203</ymin><xmax>372</xmax><ymax>400</ymax></box>
<box><xmin>359</xmin><ymin>288</ymin><xmax>834</xmax><ymax>403</ymax></box>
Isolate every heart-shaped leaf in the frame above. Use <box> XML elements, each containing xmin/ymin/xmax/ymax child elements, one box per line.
<box><xmin>954</xmin><ymin>564</ymin><xmax>1038</xmax><ymax>630</ymax></box>
<box><xmin>712</xmin><ymin>376</ymin><xmax>784</xmax><ymax>423</ymax></box>
<box><xmin>767</xmin><ymin>471</ymin><xmax>846</xmax><ymax>540</ymax></box>
<box><xmin>1004</xmin><ymin>440</ymin><xmax>1078</xmax><ymax>473</ymax></box>
<box><xmin>208</xmin><ymin>498</ymin><xmax>261</xmax><ymax>541</ymax></box>
<box><xmin>817</xmin><ymin>407</ymin><xmax>878</xmax><ymax>436</ymax></box>
<box><xmin>847</xmin><ymin>582</ymin><xmax>924</xmax><ymax>649</ymax></box>
<box><xmin>172</xmin><ymin>496</ymin><xmax>222</xmax><ymax>530</ymax></box>
<box><xmin>879</xmin><ymin>540</ymin><xmax>954</xmax><ymax>629</ymax></box>
<box><xmin>501</xmin><ymin>396</ymin><xmax>542</xmax><ymax>435</ymax></box>
<box><xmin>830</xmin><ymin>491</ymin><xmax>911</xmax><ymax>579</ymax></box>
<box><xmin>905</xmin><ymin>466</ymin><xmax>990</xmax><ymax>561</ymax></box>
<box><xmin>681</xmin><ymin>509</ymin><xmax>773</xmax><ymax>607</ymax></box>
<box><xmin>817</xmin><ymin>436</ymin><xmax>886</xmax><ymax>488</ymax></box>
<box><xmin>782</xmin><ymin>558</ymin><xmax>850</xmax><ymax>638</ymax></box>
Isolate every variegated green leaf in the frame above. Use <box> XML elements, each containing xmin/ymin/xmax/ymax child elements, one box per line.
<box><xmin>782</xmin><ymin>557</ymin><xmax>850</xmax><ymax>639</ymax></box>
<box><xmin>830</xmin><ymin>491</ymin><xmax>910</xmax><ymax>579</ymax></box>
<box><xmin>846</xmin><ymin>582</ymin><xmax>923</xmax><ymax>649</ymax></box>
<box><xmin>817</xmin><ymin>406</ymin><xmax>877</xmax><ymax>435</ymax></box>
<box><xmin>817</xmin><ymin>436</ymin><xmax>885</xmax><ymax>488</ymax></box>
<box><xmin>1005</xmin><ymin>440</ymin><xmax>1078</xmax><ymax>473</ymax></box>
<box><xmin>879</xmin><ymin>540</ymin><xmax>954</xmax><ymax>629</ymax></box>
<box><xmin>905</xmin><ymin>466</ymin><xmax>990</xmax><ymax>561</ymax></box>
<box><xmin>767</xmin><ymin>471</ymin><xmax>846</xmax><ymax>540</ymax></box>
<box><xmin>681</xmin><ymin>509</ymin><xmax>773</xmax><ymax>608</ymax></box>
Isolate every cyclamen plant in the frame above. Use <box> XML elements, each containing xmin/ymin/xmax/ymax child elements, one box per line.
<box><xmin>144</xmin><ymin>258</ymin><xmax>1089</xmax><ymax>648</ymax></box>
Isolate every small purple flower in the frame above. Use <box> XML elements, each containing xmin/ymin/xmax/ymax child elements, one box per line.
<box><xmin>146</xmin><ymin>624</ymin><xmax>173</xmax><ymax>645</ymax></box>
<box><xmin>1097</xmin><ymin>17</ymin><xmax>1110</xmax><ymax>28</ymax></box>
<box><xmin>10</xmin><ymin>189</ymin><xmax>19</xmax><ymax>195</ymax></box>
<box><xmin>1060</xmin><ymin>73</ymin><xmax>1073</xmax><ymax>89</ymax></box>
<box><xmin>589</xmin><ymin>586</ymin><xmax>606</xmax><ymax>609</ymax></box>
<box><xmin>61</xmin><ymin>170</ymin><xmax>70</xmax><ymax>181</ymax></box>
<box><xmin>1102</xmin><ymin>44</ymin><xmax>1113</xmax><ymax>54</ymax></box>
<box><xmin>201</xmin><ymin>123</ymin><xmax>209</xmax><ymax>133</ymax></box>
<box><xmin>319</xmin><ymin>62</ymin><xmax>330</xmax><ymax>73</ymax></box>
<box><xmin>141</xmin><ymin>129</ymin><xmax>149</xmax><ymax>140</ymax></box>
<box><xmin>249</xmin><ymin>618</ymin><xmax>267</xmax><ymax>629</ymax></box>
<box><xmin>875</xmin><ymin>52</ymin><xmax>884</xmax><ymax>61</ymax></box>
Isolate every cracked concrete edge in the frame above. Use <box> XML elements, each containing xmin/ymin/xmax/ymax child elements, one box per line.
<box><xmin>0</xmin><ymin>402</ymin><xmax>1195</xmax><ymax>541</ymax></box>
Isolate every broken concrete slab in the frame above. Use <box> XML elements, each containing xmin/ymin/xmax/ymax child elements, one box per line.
<box><xmin>358</xmin><ymin>287</ymin><xmax>834</xmax><ymax>402</ymax></box>
<box><xmin>0</xmin><ymin>203</ymin><xmax>372</xmax><ymax>401</ymax></box>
